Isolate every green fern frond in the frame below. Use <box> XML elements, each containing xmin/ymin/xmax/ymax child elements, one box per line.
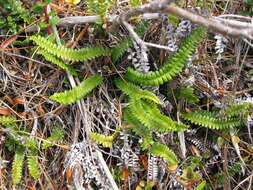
<box><xmin>115</xmin><ymin>78</ymin><xmax>161</xmax><ymax>104</ymax></box>
<box><xmin>149</xmin><ymin>142</ymin><xmax>178</xmax><ymax>164</ymax></box>
<box><xmin>27</xmin><ymin>154</ymin><xmax>40</xmax><ymax>179</ymax></box>
<box><xmin>123</xmin><ymin>107</ymin><xmax>151</xmax><ymax>137</ymax></box>
<box><xmin>129</xmin><ymin>99</ymin><xmax>188</xmax><ymax>132</ymax></box>
<box><xmin>30</xmin><ymin>35</ymin><xmax>110</xmax><ymax>61</ymax></box>
<box><xmin>0</xmin><ymin>116</ymin><xmax>16</xmax><ymax>127</ymax></box>
<box><xmin>12</xmin><ymin>147</ymin><xmax>25</xmax><ymax>185</ymax></box>
<box><xmin>130</xmin><ymin>0</ymin><xmax>141</xmax><ymax>7</ymax></box>
<box><xmin>224</xmin><ymin>103</ymin><xmax>251</xmax><ymax>118</ymax></box>
<box><xmin>182</xmin><ymin>110</ymin><xmax>242</xmax><ymax>129</ymax></box>
<box><xmin>177</xmin><ymin>87</ymin><xmax>199</xmax><ymax>104</ymax></box>
<box><xmin>23</xmin><ymin>136</ymin><xmax>38</xmax><ymax>148</ymax></box>
<box><xmin>89</xmin><ymin>131</ymin><xmax>119</xmax><ymax>147</ymax></box>
<box><xmin>86</xmin><ymin>0</ymin><xmax>115</xmax><ymax>23</ymax></box>
<box><xmin>50</xmin><ymin>74</ymin><xmax>103</xmax><ymax>104</ymax></box>
<box><xmin>37</xmin><ymin>50</ymin><xmax>78</xmax><ymax>76</ymax></box>
<box><xmin>125</xmin><ymin>27</ymin><xmax>205</xmax><ymax>86</ymax></box>
<box><xmin>195</xmin><ymin>181</ymin><xmax>206</xmax><ymax>190</ymax></box>
<box><xmin>42</xmin><ymin>126</ymin><xmax>64</xmax><ymax>149</ymax></box>
<box><xmin>111</xmin><ymin>37</ymin><xmax>132</xmax><ymax>63</ymax></box>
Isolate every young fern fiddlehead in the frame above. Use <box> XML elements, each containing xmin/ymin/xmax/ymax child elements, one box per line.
<box><xmin>125</xmin><ymin>27</ymin><xmax>205</xmax><ymax>86</ymax></box>
<box><xmin>50</xmin><ymin>74</ymin><xmax>103</xmax><ymax>104</ymax></box>
<box><xmin>30</xmin><ymin>35</ymin><xmax>110</xmax><ymax>61</ymax></box>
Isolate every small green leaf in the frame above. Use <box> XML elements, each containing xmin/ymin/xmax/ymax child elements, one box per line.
<box><xmin>195</xmin><ymin>181</ymin><xmax>206</xmax><ymax>190</ymax></box>
<box><xmin>49</xmin><ymin>16</ymin><xmax>59</xmax><ymax>26</ymax></box>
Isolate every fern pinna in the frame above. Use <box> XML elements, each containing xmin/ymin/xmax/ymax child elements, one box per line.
<box><xmin>50</xmin><ymin>74</ymin><xmax>103</xmax><ymax>104</ymax></box>
<box><xmin>30</xmin><ymin>35</ymin><xmax>110</xmax><ymax>61</ymax></box>
<box><xmin>125</xmin><ymin>27</ymin><xmax>205</xmax><ymax>86</ymax></box>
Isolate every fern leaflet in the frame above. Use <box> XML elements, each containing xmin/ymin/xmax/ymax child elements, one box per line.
<box><xmin>12</xmin><ymin>147</ymin><xmax>25</xmax><ymax>185</ymax></box>
<box><xmin>125</xmin><ymin>27</ymin><xmax>205</xmax><ymax>86</ymax></box>
<box><xmin>149</xmin><ymin>142</ymin><xmax>178</xmax><ymax>164</ymax></box>
<box><xmin>89</xmin><ymin>131</ymin><xmax>119</xmax><ymax>147</ymax></box>
<box><xmin>115</xmin><ymin>78</ymin><xmax>161</xmax><ymax>104</ymax></box>
<box><xmin>50</xmin><ymin>74</ymin><xmax>103</xmax><ymax>104</ymax></box>
<box><xmin>30</xmin><ymin>35</ymin><xmax>110</xmax><ymax>61</ymax></box>
<box><xmin>182</xmin><ymin>110</ymin><xmax>242</xmax><ymax>129</ymax></box>
<box><xmin>37</xmin><ymin>50</ymin><xmax>78</xmax><ymax>76</ymax></box>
